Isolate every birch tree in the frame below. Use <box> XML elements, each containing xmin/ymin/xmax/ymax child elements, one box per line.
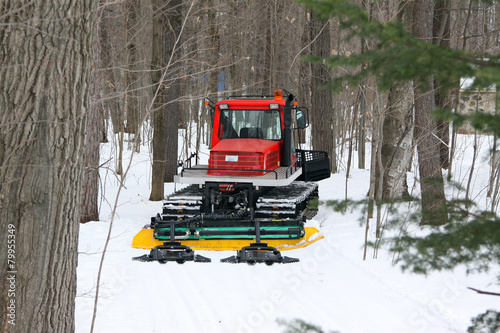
<box><xmin>377</xmin><ymin>0</ymin><xmax>414</xmax><ymax>199</ymax></box>
<box><xmin>380</xmin><ymin>81</ymin><xmax>414</xmax><ymax>198</ymax></box>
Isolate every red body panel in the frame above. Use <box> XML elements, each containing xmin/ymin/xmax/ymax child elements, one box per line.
<box><xmin>208</xmin><ymin>97</ymin><xmax>289</xmax><ymax>177</ymax></box>
<box><xmin>208</xmin><ymin>139</ymin><xmax>281</xmax><ymax>176</ymax></box>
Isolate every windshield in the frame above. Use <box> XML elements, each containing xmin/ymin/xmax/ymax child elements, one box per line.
<box><xmin>219</xmin><ymin>109</ymin><xmax>282</xmax><ymax>140</ymax></box>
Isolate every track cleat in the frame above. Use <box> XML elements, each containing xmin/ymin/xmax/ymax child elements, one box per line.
<box><xmin>220</xmin><ymin>243</ymin><xmax>299</xmax><ymax>265</ymax></box>
<box><xmin>133</xmin><ymin>242</ymin><xmax>211</xmax><ymax>264</ymax></box>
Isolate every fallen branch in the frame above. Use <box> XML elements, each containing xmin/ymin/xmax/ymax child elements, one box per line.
<box><xmin>468</xmin><ymin>287</ymin><xmax>500</xmax><ymax>297</ymax></box>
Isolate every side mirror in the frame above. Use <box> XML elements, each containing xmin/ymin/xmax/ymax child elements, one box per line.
<box><xmin>296</xmin><ymin>110</ymin><xmax>306</xmax><ymax>129</ymax></box>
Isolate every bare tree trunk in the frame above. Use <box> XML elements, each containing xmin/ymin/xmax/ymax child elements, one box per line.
<box><xmin>433</xmin><ymin>0</ymin><xmax>451</xmax><ymax>169</ymax></box>
<box><xmin>100</xmin><ymin>1</ymin><xmax>124</xmax><ymax>134</ymax></box>
<box><xmin>310</xmin><ymin>13</ymin><xmax>334</xmax><ymax>164</ymax></box>
<box><xmin>412</xmin><ymin>0</ymin><xmax>448</xmax><ymax>225</ymax></box>
<box><xmin>379</xmin><ymin>81</ymin><xmax>414</xmax><ymax>198</ymax></box>
<box><xmin>228</xmin><ymin>1</ymin><xmax>239</xmax><ymax>91</ymax></box>
<box><xmin>358</xmin><ymin>0</ymin><xmax>372</xmax><ymax>170</ymax></box>
<box><xmin>150</xmin><ymin>0</ymin><xmax>167</xmax><ymax>201</ymax></box>
<box><xmin>414</xmin><ymin>80</ymin><xmax>448</xmax><ymax>225</ymax></box>
<box><xmin>125</xmin><ymin>0</ymin><xmax>142</xmax><ymax>152</ymax></box>
<box><xmin>298</xmin><ymin>9</ymin><xmax>311</xmax><ymax>146</ymax></box>
<box><xmin>374</xmin><ymin>0</ymin><xmax>414</xmax><ymax>200</ymax></box>
<box><xmin>263</xmin><ymin>2</ymin><xmax>274</xmax><ymax>95</ymax></box>
<box><xmin>0</xmin><ymin>1</ymin><xmax>96</xmax><ymax>332</ymax></box>
<box><xmin>299</xmin><ymin>8</ymin><xmax>312</xmax><ymax>109</ymax></box>
<box><xmin>206</xmin><ymin>0</ymin><xmax>220</xmax><ymax>144</ymax></box>
<box><xmin>488</xmin><ymin>87</ymin><xmax>500</xmax><ymax>208</ymax></box>
<box><xmin>358</xmin><ymin>79</ymin><xmax>367</xmax><ymax>169</ymax></box>
<box><xmin>331</xmin><ymin>20</ymin><xmax>342</xmax><ymax>174</ymax></box>
<box><xmin>82</xmin><ymin>11</ymin><xmax>103</xmax><ymax>223</ymax></box>
<box><xmin>163</xmin><ymin>0</ymin><xmax>182</xmax><ymax>182</ymax></box>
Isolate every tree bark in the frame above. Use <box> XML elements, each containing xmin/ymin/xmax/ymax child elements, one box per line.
<box><xmin>150</xmin><ymin>0</ymin><xmax>167</xmax><ymax>200</ymax></box>
<box><xmin>125</xmin><ymin>0</ymin><xmax>142</xmax><ymax>151</ymax></box>
<box><xmin>298</xmin><ymin>9</ymin><xmax>311</xmax><ymax>147</ymax></box>
<box><xmin>0</xmin><ymin>1</ymin><xmax>96</xmax><ymax>332</ymax></box>
<box><xmin>379</xmin><ymin>81</ymin><xmax>414</xmax><ymax>198</ymax></box>
<box><xmin>413</xmin><ymin>0</ymin><xmax>448</xmax><ymax>225</ymax></box>
<box><xmin>163</xmin><ymin>0</ymin><xmax>182</xmax><ymax>182</ymax></box>
<box><xmin>433</xmin><ymin>0</ymin><xmax>451</xmax><ymax>169</ymax></box>
<box><xmin>82</xmin><ymin>11</ymin><xmax>102</xmax><ymax>223</ymax></box>
<box><xmin>310</xmin><ymin>13</ymin><xmax>334</xmax><ymax>166</ymax></box>
<box><xmin>100</xmin><ymin>2</ymin><xmax>124</xmax><ymax>134</ymax></box>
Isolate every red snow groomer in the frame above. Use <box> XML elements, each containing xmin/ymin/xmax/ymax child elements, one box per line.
<box><xmin>133</xmin><ymin>89</ymin><xmax>330</xmax><ymax>264</ymax></box>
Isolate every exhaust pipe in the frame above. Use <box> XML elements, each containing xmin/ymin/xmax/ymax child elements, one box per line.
<box><xmin>282</xmin><ymin>93</ymin><xmax>294</xmax><ymax>167</ymax></box>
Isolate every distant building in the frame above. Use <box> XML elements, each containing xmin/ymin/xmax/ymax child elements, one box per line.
<box><xmin>457</xmin><ymin>88</ymin><xmax>498</xmax><ymax>134</ymax></box>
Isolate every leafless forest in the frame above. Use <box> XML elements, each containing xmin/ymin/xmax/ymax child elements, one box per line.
<box><xmin>92</xmin><ymin>0</ymin><xmax>500</xmax><ymax>217</ymax></box>
<box><xmin>1</xmin><ymin>0</ymin><xmax>500</xmax><ymax>332</ymax></box>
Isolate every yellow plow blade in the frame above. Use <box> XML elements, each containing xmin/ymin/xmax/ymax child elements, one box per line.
<box><xmin>132</xmin><ymin>227</ymin><xmax>323</xmax><ymax>251</ymax></box>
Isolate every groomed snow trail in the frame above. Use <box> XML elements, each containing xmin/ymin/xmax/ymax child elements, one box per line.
<box><xmin>76</xmin><ymin>139</ymin><xmax>499</xmax><ymax>333</ymax></box>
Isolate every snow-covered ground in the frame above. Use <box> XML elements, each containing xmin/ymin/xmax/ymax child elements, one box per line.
<box><xmin>76</xmin><ymin>133</ymin><xmax>499</xmax><ymax>333</ymax></box>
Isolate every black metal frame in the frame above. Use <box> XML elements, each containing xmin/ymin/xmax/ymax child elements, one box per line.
<box><xmin>296</xmin><ymin>149</ymin><xmax>331</xmax><ymax>182</ymax></box>
<box><xmin>133</xmin><ymin>241</ymin><xmax>211</xmax><ymax>264</ymax></box>
<box><xmin>220</xmin><ymin>208</ymin><xmax>299</xmax><ymax>264</ymax></box>
<box><xmin>181</xmin><ymin>166</ymin><xmax>278</xmax><ymax>179</ymax></box>
<box><xmin>132</xmin><ymin>218</ymin><xmax>211</xmax><ymax>264</ymax></box>
<box><xmin>178</xmin><ymin>159</ymin><xmax>301</xmax><ymax>180</ymax></box>
<box><xmin>220</xmin><ymin>243</ymin><xmax>299</xmax><ymax>264</ymax></box>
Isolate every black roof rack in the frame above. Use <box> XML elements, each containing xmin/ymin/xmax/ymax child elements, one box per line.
<box><xmin>228</xmin><ymin>89</ymin><xmax>294</xmax><ymax>100</ymax></box>
<box><xmin>227</xmin><ymin>94</ymin><xmax>274</xmax><ymax>99</ymax></box>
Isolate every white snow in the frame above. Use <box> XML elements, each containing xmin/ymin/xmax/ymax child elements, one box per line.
<box><xmin>76</xmin><ymin>133</ymin><xmax>499</xmax><ymax>333</ymax></box>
